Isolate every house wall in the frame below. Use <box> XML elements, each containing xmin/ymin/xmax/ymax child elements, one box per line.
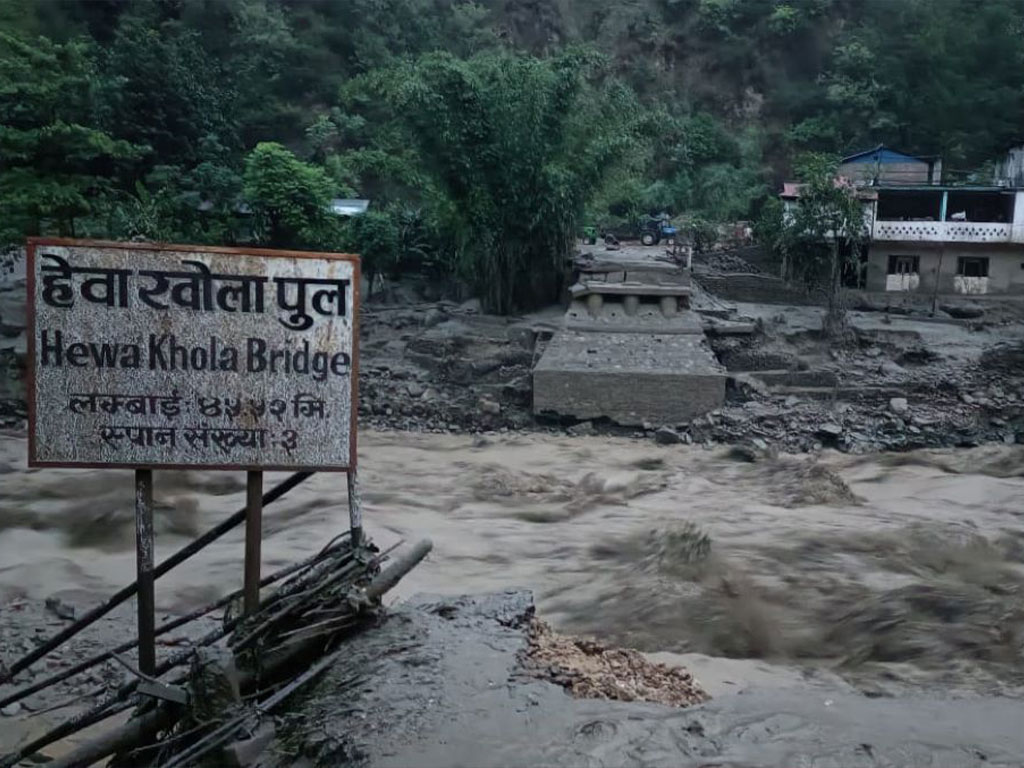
<box><xmin>996</xmin><ymin>146</ymin><xmax>1024</xmax><ymax>187</ymax></box>
<box><xmin>988</xmin><ymin>249</ymin><xmax>1024</xmax><ymax>293</ymax></box>
<box><xmin>840</xmin><ymin>161</ymin><xmax>931</xmax><ymax>186</ymax></box>
<box><xmin>866</xmin><ymin>243</ymin><xmax>1024</xmax><ymax>295</ymax></box>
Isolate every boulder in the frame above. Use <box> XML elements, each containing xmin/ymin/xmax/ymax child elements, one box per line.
<box><xmin>939</xmin><ymin>302</ymin><xmax>984</xmax><ymax>319</ymax></box>
<box><xmin>817</xmin><ymin>423</ymin><xmax>843</xmax><ymax>438</ymax></box>
<box><xmin>879</xmin><ymin>361</ymin><xmax>905</xmax><ymax>377</ymax></box>
<box><xmin>567</xmin><ymin>421</ymin><xmax>596</xmax><ymax>437</ymax></box>
<box><xmin>478</xmin><ymin>398</ymin><xmax>501</xmax><ymax>416</ymax></box>
<box><xmin>889</xmin><ymin>397</ymin><xmax>909</xmax><ymax>415</ymax></box>
<box><xmin>726</xmin><ymin>445</ymin><xmax>758</xmax><ymax>462</ymax></box>
<box><xmin>654</xmin><ymin>426</ymin><xmax>682</xmax><ymax>445</ymax></box>
<box><xmin>422</xmin><ymin>308</ymin><xmax>446</xmax><ymax>328</ymax></box>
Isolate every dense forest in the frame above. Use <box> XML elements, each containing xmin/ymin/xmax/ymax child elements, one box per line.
<box><xmin>3</xmin><ymin>0</ymin><xmax>1024</xmax><ymax>311</ymax></box>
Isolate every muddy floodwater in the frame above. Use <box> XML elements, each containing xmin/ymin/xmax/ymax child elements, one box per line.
<box><xmin>2</xmin><ymin>429</ymin><xmax>1024</xmax><ymax>699</ymax></box>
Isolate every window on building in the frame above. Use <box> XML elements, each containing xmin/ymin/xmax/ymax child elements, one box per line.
<box><xmin>957</xmin><ymin>257</ymin><xmax>989</xmax><ymax>277</ymax></box>
<box><xmin>887</xmin><ymin>255</ymin><xmax>920</xmax><ymax>275</ymax></box>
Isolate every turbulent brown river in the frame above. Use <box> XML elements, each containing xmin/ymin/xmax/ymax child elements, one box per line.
<box><xmin>2</xmin><ymin>429</ymin><xmax>1023</xmax><ymax>697</ymax></box>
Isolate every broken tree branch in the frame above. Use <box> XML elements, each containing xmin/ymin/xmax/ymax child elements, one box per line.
<box><xmin>26</xmin><ymin>539</ymin><xmax>434</xmax><ymax>768</ymax></box>
<box><xmin>0</xmin><ymin>471</ymin><xmax>313</xmax><ymax>686</ymax></box>
<box><xmin>0</xmin><ymin>521</ymin><xmax>345</xmax><ymax>713</ymax></box>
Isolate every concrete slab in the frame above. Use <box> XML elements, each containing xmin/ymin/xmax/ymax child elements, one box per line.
<box><xmin>533</xmin><ymin>329</ymin><xmax>726</xmax><ymax>425</ymax></box>
<box><xmin>564</xmin><ymin>302</ymin><xmax>704</xmax><ymax>335</ymax></box>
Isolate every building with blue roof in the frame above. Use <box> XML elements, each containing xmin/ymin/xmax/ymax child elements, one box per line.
<box><xmin>839</xmin><ymin>145</ymin><xmax>942</xmax><ymax>187</ymax></box>
<box><xmin>782</xmin><ymin>146</ymin><xmax>1024</xmax><ymax>296</ymax></box>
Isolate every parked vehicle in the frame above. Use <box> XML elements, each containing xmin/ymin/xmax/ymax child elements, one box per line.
<box><xmin>640</xmin><ymin>216</ymin><xmax>677</xmax><ymax>246</ymax></box>
<box><xmin>581</xmin><ymin>215</ymin><xmax>677</xmax><ymax>247</ymax></box>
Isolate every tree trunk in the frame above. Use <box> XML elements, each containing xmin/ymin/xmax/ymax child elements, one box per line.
<box><xmin>823</xmin><ymin>239</ymin><xmax>846</xmax><ymax>340</ymax></box>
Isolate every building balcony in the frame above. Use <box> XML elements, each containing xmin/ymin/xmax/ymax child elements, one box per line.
<box><xmin>872</xmin><ymin>219</ymin><xmax>1017</xmax><ymax>243</ymax></box>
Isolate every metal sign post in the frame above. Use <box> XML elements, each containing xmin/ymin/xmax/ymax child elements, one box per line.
<box><xmin>347</xmin><ymin>468</ymin><xmax>363</xmax><ymax>547</ymax></box>
<box><xmin>244</xmin><ymin>471</ymin><xmax>263</xmax><ymax>615</ymax></box>
<box><xmin>134</xmin><ymin>469</ymin><xmax>156</xmax><ymax>675</ymax></box>
<box><xmin>26</xmin><ymin>238</ymin><xmax>361</xmax><ymax>654</ymax></box>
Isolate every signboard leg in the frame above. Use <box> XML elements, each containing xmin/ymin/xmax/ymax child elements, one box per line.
<box><xmin>134</xmin><ymin>469</ymin><xmax>156</xmax><ymax>675</ymax></box>
<box><xmin>347</xmin><ymin>469</ymin><xmax>363</xmax><ymax>547</ymax></box>
<box><xmin>244</xmin><ymin>471</ymin><xmax>263</xmax><ymax>616</ymax></box>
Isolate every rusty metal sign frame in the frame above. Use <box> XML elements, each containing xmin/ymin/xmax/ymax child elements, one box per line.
<box><xmin>25</xmin><ymin>237</ymin><xmax>361</xmax><ymax>473</ymax></box>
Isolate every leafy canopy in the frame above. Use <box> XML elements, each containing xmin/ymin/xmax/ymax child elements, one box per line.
<box><xmin>242</xmin><ymin>142</ymin><xmax>335</xmax><ymax>248</ymax></box>
<box><xmin>382</xmin><ymin>48</ymin><xmax>645</xmax><ymax>313</ymax></box>
<box><xmin>0</xmin><ymin>32</ymin><xmax>142</xmax><ymax>241</ymax></box>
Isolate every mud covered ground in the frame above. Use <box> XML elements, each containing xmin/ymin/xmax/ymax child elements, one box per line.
<box><xmin>336</xmin><ymin>288</ymin><xmax>1024</xmax><ymax>458</ymax></box>
<box><xmin>275</xmin><ymin>591</ymin><xmax>1024</xmax><ymax>768</ymax></box>
<box><xmin>353</xmin><ymin>294</ymin><xmax>1024</xmax><ymax>455</ymax></box>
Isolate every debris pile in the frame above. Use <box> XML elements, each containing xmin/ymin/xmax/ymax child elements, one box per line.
<box><xmin>356</xmin><ymin>303</ymin><xmax>537</xmax><ymax>434</ymax></box>
<box><xmin>682</xmin><ymin>397</ymin><xmax>1012</xmax><ymax>454</ymax></box>
<box><xmin>521</xmin><ymin>618</ymin><xmax>708</xmax><ymax>708</ymax></box>
<box><xmin>0</xmin><ymin>535</ymin><xmax>432</xmax><ymax>768</ymax></box>
<box><xmin>693</xmin><ymin>248</ymin><xmax>762</xmax><ymax>274</ymax></box>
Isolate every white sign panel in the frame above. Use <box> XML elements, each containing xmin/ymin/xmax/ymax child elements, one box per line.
<box><xmin>27</xmin><ymin>239</ymin><xmax>359</xmax><ymax>470</ymax></box>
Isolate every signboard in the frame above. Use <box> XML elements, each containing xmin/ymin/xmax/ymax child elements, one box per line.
<box><xmin>26</xmin><ymin>239</ymin><xmax>359</xmax><ymax>471</ymax></box>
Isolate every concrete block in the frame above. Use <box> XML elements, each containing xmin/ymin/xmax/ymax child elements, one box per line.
<box><xmin>533</xmin><ymin>329</ymin><xmax>726</xmax><ymax>426</ymax></box>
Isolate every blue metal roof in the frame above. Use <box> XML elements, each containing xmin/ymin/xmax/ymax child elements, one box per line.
<box><xmin>842</xmin><ymin>145</ymin><xmax>927</xmax><ymax>165</ymax></box>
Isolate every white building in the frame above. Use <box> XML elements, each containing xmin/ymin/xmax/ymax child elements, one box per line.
<box><xmin>864</xmin><ymin>185</ymin><xmax>1024</xmax><ymax>295</ymax></box>
<box><xmin>781</xmin><ymin>146</ymin><xmax>1024</xmax><ymax>296</ymax></box>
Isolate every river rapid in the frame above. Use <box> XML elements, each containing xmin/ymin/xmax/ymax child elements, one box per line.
<box><xmin>2</xmin><ymin>429</ymin><xmax>1023</xmax><ymax>697</ymax></box>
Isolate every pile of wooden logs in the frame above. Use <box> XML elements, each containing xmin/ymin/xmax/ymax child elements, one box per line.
<box><xmin>0</xmin><ymin>533</ymin><xmax>432</xmax><ymax>768</ymax></box>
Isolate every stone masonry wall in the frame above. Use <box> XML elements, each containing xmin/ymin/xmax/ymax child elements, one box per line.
<box><xmin>694</xmin><ymin>273</ymin><xmax>822</xmax><ymax>306</ymax></box>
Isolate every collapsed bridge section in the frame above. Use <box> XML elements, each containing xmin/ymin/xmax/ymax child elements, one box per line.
<box><xmin>533</xmin><ymin>251</ymin><xmax>725</xmax><ymax>426</ymax></box>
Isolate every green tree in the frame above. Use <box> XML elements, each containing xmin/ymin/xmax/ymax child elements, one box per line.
<box><xmin>752</xmin><ymin>195</ymin><xmax>785</xmax><ymax>271</ymax></box>
<box><xmin>778</xmin><ymin>154</ymin><xmax>867</xmax><ymax>339</ymax></box>
<box><xmin>105</xmin><ymin>153</ymin><xmax>244</xmax><ymax>245</ymax></box>
<box><xmin>4</xmin><ymin>0</ymin><xmax>1024</xmax><ymax>268</ymax></box>
<box><xmin>0</xmin><ymin>31</ymin><xmax>141</xmax><ymax>244</ymax></box>
<box><xmin>103</xmin><ymin>13</ymin><xmax>235</xmax><ymax>169</ymax></box>
<box><xmin>789</xmin><ymin>39</ymin><xmax>894</xmax><ymax>152</ymax></box>
<box><xmin>384</xmin><ymin>49</ymin><xmax>645</xmax><ymax>313</ymax></box>
<box><xmin>242</xmin><ymin>142</ymin><xmax>334</xmax><ymax>248</ymax></box>
<box><xmin>343</xmin><ymin>208</ymin><xmax>398</xmax><ymax>297</ymax></box>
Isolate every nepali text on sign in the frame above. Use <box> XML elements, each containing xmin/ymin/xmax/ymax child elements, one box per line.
<box><xmin>27</xmin><ymin>240</ymin><xmax>359</xmax><ymax>471</ymax></box>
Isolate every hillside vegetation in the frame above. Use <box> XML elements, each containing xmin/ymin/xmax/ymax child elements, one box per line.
<box><xmin>2</xmin><ymin>0</ymin><xmax>1022</xmax><ymax>310</ymax></box>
